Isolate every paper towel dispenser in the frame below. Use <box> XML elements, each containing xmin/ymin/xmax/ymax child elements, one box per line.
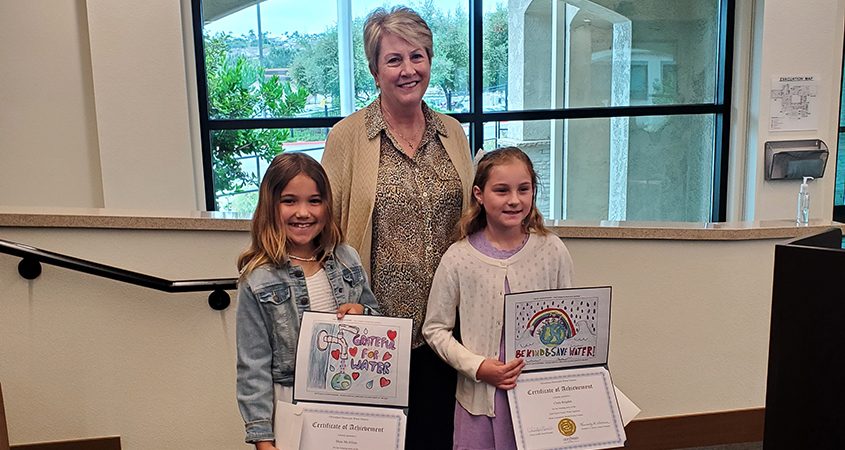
<box><xmin>764</xmin><ymin>139</ymin><xmax>828</xmax><ymax>180</ymax></box>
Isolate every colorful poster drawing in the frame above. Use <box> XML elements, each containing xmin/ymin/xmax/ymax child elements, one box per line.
<box><xmin>505</xmin><ymin>287</ymin><xmax>610</xmax><ymax>370</ymax></box>
<box><xmin>295</xmin><ymin>312</ymin><xmax>412</xmax><ymax>407</ymax></box>
<box><xmin>515</xmin><ymin>297</ymin><xmax>598</xmax><ymax>360</ymax></box>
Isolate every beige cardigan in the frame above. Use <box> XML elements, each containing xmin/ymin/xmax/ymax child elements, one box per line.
<box><xmin>422</xmin><ymin>233</ymin><xmax>575</xmax><ymax>416</ymax></box>
<box><xmin>321</xmin><ymin>105</ymin><xmax>474</xmax><ymax>277</ymax></box>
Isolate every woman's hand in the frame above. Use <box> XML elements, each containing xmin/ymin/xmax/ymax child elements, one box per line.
<box><xmin>336</xmin><ymin>303</ymin><xmax>365</xmax><ymax>318</ymax></box>
<box><xmin>476</xmin><ymin>358</ymin><xmax>525</xmax><ymax>390</ymax></box>
<box><xmin>254</xmin><ymin>441</ymin><xmax>278</xmax><ymax>450</ymax></box>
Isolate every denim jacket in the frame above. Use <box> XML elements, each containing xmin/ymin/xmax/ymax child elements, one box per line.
<box><xmin>236</xmin><ymin>243</ymin><xmax>379</xmax><ymax>443</ymax></box>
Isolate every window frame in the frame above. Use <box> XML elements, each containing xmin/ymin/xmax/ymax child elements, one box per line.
<box><xmin>191</xmin><ymin>0</ymin><xmax>735</xmax><ymax>220</ymax></box>
<box><xmin>835</xmin><ymin>29</ymin><xmax>845</xmax><ymax>223</ymax></box>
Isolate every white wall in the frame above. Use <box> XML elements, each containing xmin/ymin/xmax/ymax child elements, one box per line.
<box><xmin>742</xmin><ymin>0</ymin><xmax>845</xmax><ymax>221</ymax></box>
<box><xmin>0</xmin><ymin>228</ymin><xmax>783</xmax><ymax>448</ymax></box>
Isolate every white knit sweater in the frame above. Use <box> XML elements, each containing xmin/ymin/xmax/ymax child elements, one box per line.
<box><xmin>422</xmin><ymin>232</ymin><xmax>575</xmax><ymax>416</ymax></box>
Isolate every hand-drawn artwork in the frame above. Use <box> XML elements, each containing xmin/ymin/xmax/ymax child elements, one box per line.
<box><xmin>514</xmin><ymin>297</ymin><xmax>598</xmax><ymax>360</ymax></box>
<box><xmin>295</xmin><ymin>312</ymin><xmax>412</xmax><ymax>407</ymax></box>
<box><xmin>770</xmin><ymin>75</ymin><xmax>819</xmax><ymax>131</ymax></box>
<box><xmin>308</xmin><ymin>322</ymin><xmax>397</xmax><ymax>397</ymax></box>
<box><xmin>505</xmin><ymin>287</ymin><xmax>611</xmax><ymax>371</ymax></box>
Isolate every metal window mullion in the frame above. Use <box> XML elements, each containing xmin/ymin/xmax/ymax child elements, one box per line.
<box><xmin>455</xmin><ymin>103</ymin><xmax>725</xmax><ymax>123</ymax></box>
<box><xmin>207</xmin><ymin>117</ymin><xmax>342</xmax><ymax>130</ymax></box>
<box><xmin>337</xmin><ymin>0</ymin><xmax>354</xmax><ymax>116</ymax></box>
<box><xmin>835</xmin><ymin>16</ymin><xmax>845</xmax><ymax>217</ymax></box>
<box><xmin>469</xmin><ymin>0</ymin><xmax>484</xmax><ymax>154</ymax></box>
<box><xmin>190</xmin><ymin>0</ymin><xmax>217</xmax><ymax>211</ymax></box>
<box><xmin>711</xmin><ymin>0</ymin><xmax>736</xmax><ymax>222</ymax></box>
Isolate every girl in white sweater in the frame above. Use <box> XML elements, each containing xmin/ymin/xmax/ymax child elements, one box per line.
<box><xmin>422</xmin><ymin>147</ymin><xmax>574</xmax><ymax>450</ymax></box>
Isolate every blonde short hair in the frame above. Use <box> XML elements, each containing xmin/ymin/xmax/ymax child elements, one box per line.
<box><xmin>363</xmin><ymin>6</ymin><xmax>434</xmax><ymax>76</ymax></box>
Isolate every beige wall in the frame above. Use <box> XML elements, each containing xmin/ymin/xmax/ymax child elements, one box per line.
<box><xmin>0</xmin><ymin>227</ymin><xmax>781</xmax><ymax>448</ymax></box>
<box><xmin>0</xmin><ymin>228</ymin><xmax>248</xmax><ymax>448</ymax></box>
<box><xmin>0</xmin><ymin>1</ymin><xmax>103</xmax><ymax>208</ymax></box>
<box><xmin>0</xmin><ymin>0</ymin><xmax>200</xmax><ymax>211</ymax></box>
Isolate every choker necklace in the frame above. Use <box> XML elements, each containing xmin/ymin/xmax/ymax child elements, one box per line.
<box><xmin>289</xmin><ymin>254</ymin><xmax>318</xmax><ymax>262</ymax></box>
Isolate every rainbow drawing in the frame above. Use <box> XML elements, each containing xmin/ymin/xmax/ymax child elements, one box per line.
<box><xmin>526</xmin><ymin>308</ymin><xmax>576</xmax><ymax>347</ymax></box>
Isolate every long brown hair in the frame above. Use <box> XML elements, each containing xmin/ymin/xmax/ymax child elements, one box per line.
<box><xmin>237</xmin><ymin>153</ymin><xmax>343</xmax><ymax>278</ymax></box>
<box><xmin>456</xmin><ymin>146</ymin><xmax>549</xmax><ymax>240</ymax></box>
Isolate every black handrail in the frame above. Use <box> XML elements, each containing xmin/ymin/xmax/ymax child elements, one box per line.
<box><xmin>0</xmin><ymin>238</ymin><xmax>235</xmax><ymax>310</ymax></box>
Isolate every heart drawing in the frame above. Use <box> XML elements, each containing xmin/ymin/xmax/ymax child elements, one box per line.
<box><xmin>382</xmin><ymin>352</ymin><xmax>392</xmax><ymax>361</ymax></box>
<box><xmin>349</xmin><ymin>347</ymin><xmax>358</xmax><ymax>357</ymax></box>
<box><xmin>387</xmin><ymin>330</ymin><xmax>397</xmax><ymax>341</ymax></box>
<box><xmin>351</xmin><ymin>372</ymin><xmax>360</xmax><ymax>380</ymax></box>
<box><xmin>330</xmin><ymin>349</ymin><xmax>340</xmax><ymax>360</ymax></box>
<box><xmin>379</xmin><ymin>377</ymin><xmax>391</xmax><ymax>388</ymax></box>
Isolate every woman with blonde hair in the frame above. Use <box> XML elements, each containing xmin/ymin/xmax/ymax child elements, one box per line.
<box><xmin>322</xmin><ymin>6</ymin><xmax>474</xmax><ymax>449</ymax></box>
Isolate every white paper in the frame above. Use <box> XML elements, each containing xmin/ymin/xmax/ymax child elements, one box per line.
<box><xmin>508</xmin><ymin>367</ymin><xmax>626</xmax><ymax>450</ymax></box>
<box><xmin>274</xmin><ymin>401</ymin><xmax>304</xmax><ymax>450</ymax></box>
<box><xmin>769</xmin><ymin>75</ymin><xmax>819</xmax><ymax>131</ymax></box>
<box><xmin>504</xmin><ymin>287</ymin><xmax>611</xmax><ymax>371</ymax></box>
<box><xmin>296</xmin><ymin>402</ymin><xmax>406</xmax><ymax>450</ymax></box>
<box><xmin>613</xmin><ymin>386</ymin><xmax>640</xmax><ymax>426</ymax></box>
<box><xmin>294</xmin><ymin>312</ymin><xmax>412</xmax><ymax>407</ymax></box>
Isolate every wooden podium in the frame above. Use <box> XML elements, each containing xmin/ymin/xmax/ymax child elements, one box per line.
<box><xmin>763</xmin><ymin>227</ymin><xmax>845</xmax><ymax>449</ymax></box>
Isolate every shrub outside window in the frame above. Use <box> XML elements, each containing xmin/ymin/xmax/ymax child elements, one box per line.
<box><xmin>194</xmin><ymin>0</ymin><xmax>733</xmax><ymax>221</ymax></box>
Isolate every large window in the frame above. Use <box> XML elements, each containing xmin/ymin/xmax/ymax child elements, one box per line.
<box><xmin>193</xmin><ymin>0</ymin><xmax>733</xmax><ymax>221</ymax></box>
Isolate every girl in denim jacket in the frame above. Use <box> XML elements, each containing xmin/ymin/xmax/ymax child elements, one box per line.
<box><xmin>236</xmin><ymin>153</ymin><xmax>379</xmax><ymax>449</ymax></box>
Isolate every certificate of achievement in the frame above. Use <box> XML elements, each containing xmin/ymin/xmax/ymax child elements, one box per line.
<box><xmin>507</xmin><ymin>366</ymin><xmax>625</xmax><ymax>450</ymax></box>
<box><xmin>504</xmin><ymin>287</ymin><xmax>611</xmax><ymax>371</ymax></box>
<box><xmin>294</xmin><ymin>312</ymin><xmax>412</xmax><ymax>407</ymax></box>
<box><xmin>296</xmin><ymin>402</ymin><xmax>406</xmax><ymax>450</ymax></box>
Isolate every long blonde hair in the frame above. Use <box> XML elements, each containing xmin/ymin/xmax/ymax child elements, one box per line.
<box><xmin>456</xmin><ymin>146</ymin><xmax>549</xmax><ymax>240</ymax></box>
<box><xmin>237</xmin><ymin>153</ymin><xmax>343</xmax><ymax>278</ymax></box>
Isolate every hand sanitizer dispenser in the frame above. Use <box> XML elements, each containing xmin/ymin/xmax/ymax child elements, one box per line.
<box><xmin>796</xmin><ymin>176</ymin><xmax>813</xmax><ymax>225</ymax></box>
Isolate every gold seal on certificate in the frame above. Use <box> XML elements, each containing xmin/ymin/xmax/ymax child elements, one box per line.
<box><xmin>505</xmin><ymin>286</ymin><xmax>626</xmax><ymax>450</ymax></box>
<box><xmin>558</xmin><ymin>418</ymin><xmax>576</xmax><ymax>436</ymax></box>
